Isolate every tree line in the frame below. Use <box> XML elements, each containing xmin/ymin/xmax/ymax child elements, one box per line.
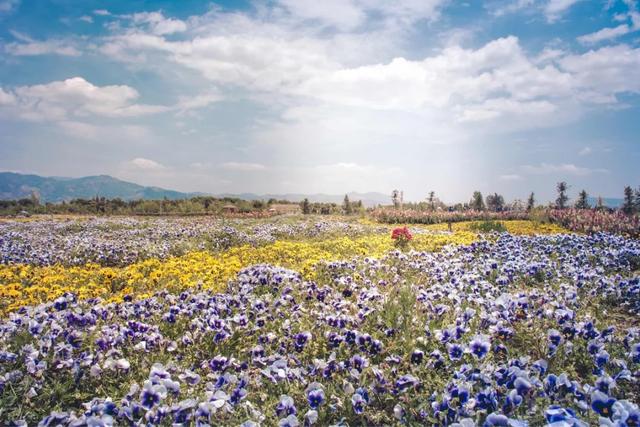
<box><xmin>396</xmin><ymin>183</ymin><xmax>640</xmax><ymax>214</ymax></box>
<box><xmin>0</xmin><ymin>196</ymin><xmax>292</xmax><ymax>216</ymax></box>
<box><xmin>300</xmin><ymin>195</ymin><xmax>364</xmax><ymax>215</ymax></box>
<box><xmin>0</xmin><ymin>194</ymin><xmax>366</xmax><ymax>216</ymax></box>
<box><xmin>466</xmin><ymin>182</ymin><xmax>640</xmax><ymax>214</ymax></box>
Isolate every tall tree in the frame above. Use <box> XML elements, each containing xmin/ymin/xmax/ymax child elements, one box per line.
<box><xmin>575</xmin><ymin>190</ymin><xmax>589</xmax><ymax>209</ymax></box>
<box><xmin>428</xmin><ymin>191</ymin><xmax>436</xmax><ymax>210</ymax></box>
<box><xmin>301</xmin><ymin>198</ymin><xmax>310</xmax><ymax>215</ymax></box>
<box><xmin>391</xmin><ymin>190</ymin><xmax>401</xmax><ymax>209</ymax></box>
<box><xmin>471</xmin><ymin>191</ymin><xmax>485</xmax><ymax>211</ymax></box>
<box><xmin>343</xmin><ymin>195</ymin><xmax>353</xmax><ymax>215</ymax></box>
<box><xmin>623</xmin><ymin>186</ymin><xmax>635</xmax><ymax>215</ymax></box>
<box><xmin>635</xmin><ymin>187</ymin><xmax>640</xmax><ymax>211</ymax></box>
<box><xmin>486</xmin><ymin>193</ymin><xmax>505</xmax><ymax>212</ymax></box>
<box><xmin>555</xmin><ymin>182</ymin><xmax>569</xmax><ymax>210</ymax></box>
<box><xmin>526</xmin><ymin>192</ymin><xmax>535</xmax><ymax>211</ymax></box>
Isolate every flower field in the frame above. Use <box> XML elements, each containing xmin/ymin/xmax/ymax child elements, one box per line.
<box><xmin>370</xmin><ymin>209</ymin><xmax>530</xmax><ymax>225</ymax></box>
<box><xmin>371</xmin><ymin>208</ymin><xmax>640</xmax><ymax>237</ymax></box>
<box><xmin>548</xmin><ymin>210</ymin><xmax>640</xmax><ymax>238</ymax></box>
<box><xmin>1</xmin><ymin>216</ymin><xmax>639</xmax><ymax>426</ymax></box>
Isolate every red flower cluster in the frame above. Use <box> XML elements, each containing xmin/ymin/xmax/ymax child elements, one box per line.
<box><xmin>391</xmin><ymin>226</ymin><xmax>413</xmax><ymax>241</ymax></box>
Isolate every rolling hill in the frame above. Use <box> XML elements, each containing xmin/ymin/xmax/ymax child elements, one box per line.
<box><xmin>0</xmin><ymin>172</ymin><xmax>391</xmax><ymax>206</ymax></box>
<box><xmin>0</xmin><ymin>172</ymin><xmax>195</xmax><ymax>202</ymax></box>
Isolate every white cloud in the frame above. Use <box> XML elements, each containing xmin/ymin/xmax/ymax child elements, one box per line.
<box><xmin>101</xmin><ymin>31</ymin><xmax>339</xmax><ymax>92</ymax></box>
<box><xmin>522</xmin><ymin>162</ymin><xmax>608</xmax><ymax>176</ymax></box>
<box><xmin>93</xmin><ymin>9</ymin><xmax>110</xmax><ymax>16</ymax></box>
<box><xmin>486</xmin><ymin>0</ymin><xmax>583</xmax><ymax>22</ymax></box>
<box><xmin>489</xmin><ymin>0</ymin><xmax>536</xmax><ymax>17</ymax></box>
<box><xmin>86</xmin><ymin>2</ymin><xmax>640</xmax><ymax>161</ymax></box>
<box><xmin>535</xmin><ymin>47</ymin><xmax>566</xmax><ymax>63</ymax></box>
<box><xmin>175</xmin><ymin>91</ymin><xmax>223</xmax><ymax>114</ymax></box>
<box><xmin>106</xmin><ymin>23</ymin><xmax>640</xmax><ymax>124</ymax></box>
<box><xmin>275</xmin><ymin>0</ymin><xmax>445</xmax><ymax>31</ymax></box>
<box><xmin>80</xmin><ymin>15</ymin><xmax>93</xmax><ymax>23</ymax></box>
<box><xmin>129</xmin><ymin>158</ymin><xmax>166</xmax><ymax>171</ymax></box>
<box><xmin>500</xmin><ymin>174</ymin><xmax>523</xmax><ymax>181</ymax></box>
<box><xmin>0</xmin><ymin>77</ymin><xmax>170</xmax><ymax>122</ymax></box>
<box><xmin>457</xmin><ymin>99</ymin><xmax>557</xmax><ymax>123</ymax></box>
<box><xmin>221</xmin><ymin>162</ymin><xmax>267</xmax><ymax>171</ymax></box>
<box><xmin>578</xmin><ymin>6</ymin><xmax>640</xmax><ymax>44</ymax></box>
<box><xmin>0</xmin><ymin>0</ymin><xmax>19</xmax><ymax>13</ymax></box>
<box><xmin>545</xmin><ymin>0</ymin><xmax>582</xmax><ymax>22</ymax></box>
<box><xmin>579</xmin><ymin>146</ymin><xmax>592</xmax><ymax>156</ymax></box>
<box><xmin>275</xmin><ymin>0</ymin><xmax>366</xmax><ymax>31</ymax></box>
<box><xmin>130</xmin><ymin>11</ymin><xmax>187</xmax><ymax>35</ymax></box>
<box><xmin>4</xmin><ymin>31</ymin><xmax>81</xmax><ymax>57</ymax></box>
<box><xmin>0</xmin><ymin>88</ymin><xmax>16</xmax><ymax>105</ymax></box>
<box><xmin>578</xmin><ymin>24</ymin><xmax>632</xmax><ymax>44</ymax></box>
<box><xmin>558</xmin><ymin>44</ymin><xmax>640</xmax><ymax>102</ymax></box>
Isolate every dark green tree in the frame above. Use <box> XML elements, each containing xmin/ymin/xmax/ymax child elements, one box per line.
<box><xmin>555</xmin><ymin>182</ymin><xmax>569</xmax><ymax>209</ymax></box>
<box><xmin>623</xmin><ymin>186</ymin><xmax>635</xmax><ymax>214</ymax></box>
<box><xmin>302</xmin><ymin>198</ymin><xmax>311</xmax><ymax>215</ymax></box>
<box><xmin>343</xmin><ymin>195</ymin><xmax>353</xmax><ymax>215</ymax></box>
<box><xmin>526</xmin><ymin>192</ymin><xmax>535</xmax><ymax>211</ymax></box>
<box><xmin>486</xmin><ymin>193</ymin><xmax>505</xmax><ymax>212</ymax></box>
<box><xmin>470</xmin><ymin>191</ymin><xmax>485</xmax><ymax>211</ymax></box>
<box><xmin>575</xmin><ymin>190</ymin><xmax>589</xmax><ymax>209</ymax></box>
<box><xmin>427</xmin><ymin>191</ymin><xmax>436</xmax><ymax>210</ymax></box>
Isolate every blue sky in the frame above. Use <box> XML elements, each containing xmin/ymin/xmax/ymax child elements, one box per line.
<box><xmin>0</xmin><ymin>0</ymin><xmax>639</xmax><ymax>203</ymax></box>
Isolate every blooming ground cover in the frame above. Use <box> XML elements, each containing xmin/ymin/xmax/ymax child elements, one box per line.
<box><xmin>548</xmin><ymin>210</ymin><xmax>640</xmax><ymax>238</ymax></box>
<box><xmin>0</xmin><ymin>216</ymin><xmax>639</xmax><ymax>426</ymax></box>
<box><xmin>371</xmin><ymin>209</ymin><xmax>640</xmax><ymax>238</ymax></box>
<box><xmin>0</xmin><ymin>217</ymin><xmax>370</xmax><ymax>266</ymax></box>
<box><xmin>369</xmin><ymin>209</ymin><xmax>530</xmax><ymax>225</ymax></box>
<box><xmin>0</xmin><ymin>230</ymin><xmax>477</xmax><ymax>315</ymax></box>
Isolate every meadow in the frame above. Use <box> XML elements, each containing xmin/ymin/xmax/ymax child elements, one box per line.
<box><xmin>0</xmin><ymin>214</ymin><xmax>639</xmax><ymax>426</ymax></box>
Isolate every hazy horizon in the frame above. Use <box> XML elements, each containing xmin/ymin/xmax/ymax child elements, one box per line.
<box><xmin>0</xmin><ymin>169</ymin><xmax>629</xmax><ymax>206</ymax></box>
<box><xmin>1</xmin><ymin>0</ymin><xmax>639</xmax><ymax>203</ymax></box>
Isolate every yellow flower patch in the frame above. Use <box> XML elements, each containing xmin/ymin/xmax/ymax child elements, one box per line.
<box><xmin>0</xmin><ymin>231</ymin><xmax>477</xmax><ymax>315</ymax></box>
<box><xmin>419</xmin><ymin>220</ymin><xmax>568</xmax><ymax>235</ymax></box>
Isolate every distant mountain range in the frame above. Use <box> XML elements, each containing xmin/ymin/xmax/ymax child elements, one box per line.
<box><xmin>0</xmin><ymin>172</ymin><xmax>390</xmax><ymax>206</ymax></box>
<box><xmin>3</xmin><ymin>172</ymin><xmax>622</xmax><ymax>208</ymax></box>
<box><xmin>0</xmin><ymin>172</ymin><xmax>199</xmax><ymax>202</ymax></box>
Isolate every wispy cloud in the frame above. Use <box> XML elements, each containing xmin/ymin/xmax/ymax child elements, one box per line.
<box><xmin>220</xmin><ymin>162</ymin><xmax>267</xmax><ymax>171</ymax></box>
<box><xmin>488</xmin><ymin>0</ymin><xmax>536</xmax><ymax>17</ymax></box>
<box><xmin>521</xmin><ymin>162</ymin><xmax>608</xmax><ymax>176</ymax></box>
<box><xmin>4</xmin><ymin>30</ymin><xmax>81</xmax><ymax>56</ymax></box>
<box><xmin>129</xmin><ymin>158</ymin><xmax>166</xmax><ymax>171</ymax></box>
<box><xmin>0</xmin><ymin>0</ymin><xmax>19</xmax><ymax>14</ymax></box>
<box><xmin>545</xmin><ymin>0</ymin><xmax>582</xmax><ymax>22</ymax></box>
<box><xmin>500</xmin><ymin>174</ymin><xmax>523</xmax><ymax>181</ymax></box>
<box><xmin>578</xmin><ymin>146</ymin><xmax>592</xmax><ymax>156</ymax></box>
<box><xmin>577</xmin><ymin>5</ymin><xmax>640</xmax><ymax>44</ymax></box>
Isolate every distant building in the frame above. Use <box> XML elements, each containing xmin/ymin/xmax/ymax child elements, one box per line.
<box><xmin>269</xmin><ymin>204</ymin><xmax>301</xmax><ymax>215</ymax></box>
